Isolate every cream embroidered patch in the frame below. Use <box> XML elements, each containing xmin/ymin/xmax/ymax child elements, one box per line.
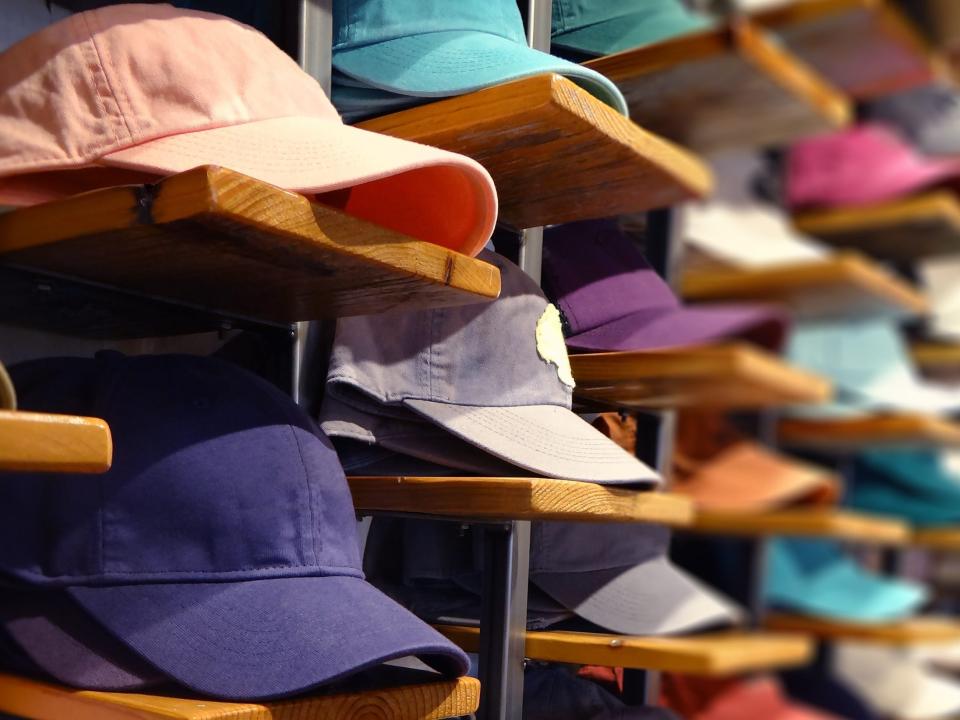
<box><xmin>536</xmin><ymin>304</ymin><xmax>575</xmax><ymax>389</ymax></box>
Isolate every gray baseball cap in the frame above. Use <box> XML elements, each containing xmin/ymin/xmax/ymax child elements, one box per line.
<box><xmin>321</xmin><ymin>250</ymin><xmax>659</xmax><ymax>484</ymax></box>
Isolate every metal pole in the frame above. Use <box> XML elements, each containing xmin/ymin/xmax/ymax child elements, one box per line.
<box><xmin>293</xmin><ymin>0</ymin><xmax>333</xmax><ymax>406</ymax></box>
<box><xmin>477</xmin><ymin>522</ymin><xmax>531</xmax><ymax>720</ymax></box>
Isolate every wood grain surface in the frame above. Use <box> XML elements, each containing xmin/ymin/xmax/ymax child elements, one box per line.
<box><xmin>690</xmin><ymin>508</ymin><xmax>908</xmax><ymax>544</ymax></box>
<box><xmin>586</xmin><ymin>21</ymin><xmax>850</xmax><ymax>152</ymax></box>
<box><xmin>360</xmin><ymin>73</ymin><xmax>712</xmax><ymax>229</ymax></box>
<box><xmin>0</xmin><ymin>410</ymin><xmax>112</xmax><ymax>474</ymax></box>
<box><xmin>778</xmin><ymin>414</ymin><xmax>960</xmax><ymax>451</ymax></box>
<box><xmin>765</xmin><ymin>614</ymin><xmax>960</xmax><ymax>644</ymax></box>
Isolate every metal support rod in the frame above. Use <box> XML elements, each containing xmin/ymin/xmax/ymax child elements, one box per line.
<box><xmin>517</xmin><ymin>227</ymin><xmax>544</xmax><ymax>284</ymax></box>
<box><xmin>645</xmin><ymin>208</ymin><xmax>685</xmax><ymax>289</ymax></box>
<box><xmin>880</xmin><ymin>546</ymin><xmax>907</xmax><ymax>577</ymax></box>
<box><xmin>477</xmin><ymin>521</ymin><xmax>531</xmax><ymax>720</ymax></box>
<box><xmin>745</xmin><ymin>537</ymin><xmax>770</xmax><ymax>627</ymax></box>
<box><xmin>524</xmin><ymin>0</ymin><xmax>553</xmax><ymax>50</ymax></box>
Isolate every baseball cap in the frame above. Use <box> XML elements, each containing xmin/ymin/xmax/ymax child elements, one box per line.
<box><xmin>849</xmin><ymin>449</ymin><xmax>960</xmax><ymax>527</ymax></box>
<box><xmin>321</xmin><ymin>249</ymin><xmax>659</xmax><ymax>484</ymax></box>
<box><xmin>683</xmin><ymin>151</ymin><xmax>833</xmax><ymax>269</ymax></box>
<box><xmin>661</xmin><ymin>675</ymin><xmax>841</xmax><ymax>720</ymax></box>
<box><xmin>786</xmin><ymin>318</ymin><xmax>960</xmax><ymax>416</ymax></box>
<box><xmin>527</xmin><ymin>666</ymin><xmax>681</xmax><ymax>720</ymax></box>
<box><xmin>835</xmin><ymin>641</ymin><xmax>960</xmax><ymax>720</ymax></box>
<box><xmin>864</xmin><ymin>81</ymin><xmax>960</xmax><ymax>158</ymax></box>
<box><xmin>0</xmin><ymin>362</ymin><xmax>14</xmax><ymax>410</ymax></box>
<box><xmin>779</xmin><ymin>663</ymin><xmax>881</xmax><ymax>720</ymax></box>
<box><xmin>541</xmin><ymin>220</ymin><xmax>789</xmax><ymax>353</ymax></box>
<box><xmin>786</xmin><ymin>124</ymin><xmax>960</xmax><ymax>210</ymax></box>
<box><xmin>0</xmin><ymin>352</ymin><xmax>468</xmax><ymax>700</ymax></box>
<box><xmin>331</xmin><ymin>0</ymin><xmax>628</xmax><ymax>116</ymax></box>
<box><xmin>766</xmin><ymin>538</ymin><xmax>927</xmax><ymax>623</ymax></box>
<box><xmin>0</xmin><ymin>4</ymin><xmax>497</xmax><ymax>257</ymax></box>
<box><xmin>551</xmin><ymin>0</ymin><xmax>714</xmax><ymax>58</ymax></box>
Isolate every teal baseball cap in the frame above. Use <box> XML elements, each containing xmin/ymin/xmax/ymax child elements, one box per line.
<box><xmin>332</xmin><ymin>0</ymin><xmax>628</xmax><ymax>116</ymax></box>
<box><xmin>551</xmin><ymin>0</ymin><xmax>714</xmax><ymax>58</ymax></box>
<box><xmin>850</xmin><ymin>449</ymin><xmax>960</xmax><ymax>527</ymax></box>
<box><xmin>786</xmin><ymin>319</ymin><xmax>960</xmax><ymax>417</ymax></box>
<box><xmin>766</xmin><ymin>538</ymin><xmax>927</xmax><ymax>623</ymax></box>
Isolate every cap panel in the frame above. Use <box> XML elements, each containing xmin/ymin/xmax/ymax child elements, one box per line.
<box><xmin>334</xmin><ymin>0</ymin><xmax>525</xmax><ymax>50</ymax></box>
<box><xmin>531</xmin><ymin>521</ymin><xmax>668</xmax><ymax>574</ymax></box>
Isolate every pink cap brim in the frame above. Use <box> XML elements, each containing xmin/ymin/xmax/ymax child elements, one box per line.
<box><xmin>95</xmin><ymin>116</ymin><xmax>497</xmax><ymax>257</ymax></box>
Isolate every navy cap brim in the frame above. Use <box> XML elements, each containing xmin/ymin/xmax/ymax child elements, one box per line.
<box><xmin>333</xmin><ymin>30</ymin><xmax>629</xmax><ymax>115</ymax></box>
<box><xmin>68</xmin><ymin>575</ymin><xmax>468</xmax><ymax>700</ymax></box>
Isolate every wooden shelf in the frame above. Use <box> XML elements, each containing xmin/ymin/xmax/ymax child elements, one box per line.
<box><xmin>347</xmin><ymin>476</ymin><xmax>693</xmax><ymax>526</ymax></box>
<box><xmin>584</xmin><ymin>21</ymin><xmax>850</xmax><ymax>153</ymax></box>
<box><xmin>913</xmin><ymin>527</ymin><xmax>960</xmax><ymax>550</ymax></box>
<box><xmin>751</xmin><ymin>0</ymin><xmax>939</xmax><ymax>99</ymax></box>
<box><xmin>765</xmin><ymin>614</ymin><xmax>960</xmax><ymax>645</ymax></box>
<box><xmin>358</xmin><ymin>74</ymin><xmax>712</xmax><ymax>230</ymax></box>
<box><xmin>0</xmin><ymin>669</ymin><xmax>479</xmax><ymax>720</ymax></box>
<box><xmin>912</xmin><ymin>342</ymin><xmax>960</xmax><ymax>375</ymax></box>
<box><xmin>568</xmin><ymin>344</ymin><xmax>832</xmax><ymax>410</ymax></box>
<box><xmin>778</xmin><ymin>414</ymin><xmax>960</xmax><ymax>452</ymax></box>
<box><xmin>437</xmin><ymin>625</ymin><xmax>812</xmax><ymax>676</ymax></box>
<box><xmin>689</xmin><ymin>508</ymin><xmax>908</xmax><ymax>544</ymax></box>
<box><xmin>794</xmin><ymin>192</ymin><xmax>960</xmax><ymax>262</ymax></box>
<box><xmin>0</xmin><ymin>410</ymin><xmax>112</xmax><ymax>474</ymax></box>
<box><xmin>0</xmin><ymin>166</ymin><xmax>501</xmax><ymax>338</ymax></box>
<box><xmin>681</xmin><ymin>254</ymin><xmax>928</xmax><ymax>321</ymax></box>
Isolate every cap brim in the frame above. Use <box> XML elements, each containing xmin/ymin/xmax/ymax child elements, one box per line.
<box><xmin>333</xmin><ymin>30</ymin><xmax>628</xmax><ymax>116</ymax></box>
<box><xmin>0</xmin><ymin>363</ymin><xmax>15</xmax><ymax>410</ymax></box>
<box><xmin>0</xmin><ymin>591</ymin><xmax>166</xmax><ymax>691</ymax></box>
<box><xmin>565</xmin><ymin>304</ymin><xmax>788</xmax><ymax>353</ymax></box>
<box><xmin>100</xmin><ymin>116</ymin><xmax>497</xmax><ymax>257</ymax></box>
<box><xmin>552</xmin><ymin>10</ymin><xmax>713</xmax><ymax>57</ymax></box>
<box><xmin>68</xmin><ymin>576</ymin><xmax>468</xmax><ymax>700</ymax></box>
<box><xmin>675</xmin><ymin>443</ymin><xmax>840</xmax><ymax>512</ymax></box>
<box><xmin>532</xmin><ymin>556</ymin><xmax>742</xmax><ymax>635</ymax></box>
<box><xmin>403</xmin><ymin>399</ymin><xmax>660</xmax><ymax>485</ymax></box>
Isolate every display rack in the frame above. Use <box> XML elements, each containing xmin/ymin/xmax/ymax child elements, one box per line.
<box><xmin>689</xmin><ymin>508</ymin><xmax>908</xmax><ymax>543</ymax></box>
<box><xmin>359</xmin><ymin>74</ymin><xmax>713</xmax><ymax>229</ymax></box>
<box><xmin>778</xmin><ymin>414</ymin><xmax>960</xmax><ymax>451</ymax></box>
<box><xmin>765</xmin><ymin>614</ymin><xmax>960</xmax><ymax>644</ymax></box>
<box><xmin>0</xmin><ymin>410</ymin><xmax>112</xmax><ymax>473</ymax></box>
<box><xmin>750</xmin><ymin>0</ymin><xmax>938</xmax><ymax>98</ymax></box>
<box><xmin>681</xmin><ymin>253</ymin><xmax>929</xmax><ymax>320</ymax></box>
<box><xmin>585</xmin><ymin>21</ymin><xmax>850</xmax><ymax>152</ymax></box>
<box><xmin>794</xmin><ymin>191</ymin><xmax>960</xmax><ymax>262</ymax></box>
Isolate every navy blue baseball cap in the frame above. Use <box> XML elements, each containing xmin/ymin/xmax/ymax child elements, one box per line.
<box><xmin>0</xmin><ymin>352</ymin><xmax>468</xmax><ymax>700</ymax></box>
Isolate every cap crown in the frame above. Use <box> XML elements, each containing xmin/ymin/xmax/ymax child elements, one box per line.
<box><xmin>0</xmin><ymin>353</ymin><xmax>361</xmax><ymax>587</ymax></box>
<box><xmin>327</xmin><ymin>250</ymin><xmax>574</xmax><ymax>409</ymax></box>
<box><xmin>334</xmin><ymin>0</ymin><xmax>525</xmax><ymax>50</ymax></box>
<box><xmin>0</xmin><ymin>4</ymin><xmax>335</xmax><ymax>176</ymax></box>
<box><xmin>552</xmin><ymin>0</ymin><xmax>668</xmax><ymax>34</ymax></box>
<box><xmin>542</xmin><ymin>220</ymin><xmax>678</xmax><ymax>337</ymax></box>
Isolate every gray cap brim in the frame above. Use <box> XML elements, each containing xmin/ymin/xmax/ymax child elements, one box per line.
<box><xmin>404</xmin><ymin>399</ymin><xmax>660</xmax><ymax>485</ymax></box>
<box><xmin>532</xmin><ymin>556</ymin><xmax>742</xmax><ymax>635</ymax></box>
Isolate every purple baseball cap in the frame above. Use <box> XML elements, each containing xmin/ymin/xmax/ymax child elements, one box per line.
<box><xmin>541</xmin><ymin>220</ymin><xmax>788</xmax><ymax>353</ymax></box>
<box><xmin>322</xmin><ymin>249</ymin><xmax>660</xmax><ymax>484</ymax></box>
<box><xmin>0</xmin><ymin>352</ymin><xmax>468</xmax><ymax>700</ymax></box>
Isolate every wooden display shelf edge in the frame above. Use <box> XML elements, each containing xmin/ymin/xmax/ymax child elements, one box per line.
<box><xmin>912</xmin><ymin>342</ymin><xmax>960</xmax><ymax>372</ymax></box>
<box><xmin>569</xmin><ymin>343</ymin><xmax>832</xmax><ymax>410</ymax></box>
<box><xmin>359</xmin><ymin>74</ymin><xmax>712</xmax><ymax>229</ymax></box>
<box><xmin>585</xmin><ymin>21</ymin><xmax>850</xmax><ymax>152</ymax></box>
<box><xmin>347</xmin><ymin>476</ymin><xmax>693</xmax><ymax>526</ymax></box>
<box><xmin>689</xmin><ymin>508</ymin><xmax>909</xmax><ymax>544</ymax></box>
<box><xmin>0</xmin><ymin>409</ymin><xmax>112</xmax><ymax>474</ymax></box>
<box><xmin>437</xmin><ymin>625</ymin><xmax>813</xmax><ymax>675</ymax></box>
<box><xmin>0</xmin><ymin>166</ymin><xmax>501</xmax><ymax>328</ymax></box>
<box><xmin>681</xmin><ymin>253</ymin><xmax>929</xmax><ymax>320</ymax></box>
<box><xmin>778</xmin><ymin>414</ymin><xmax>960</xmax><ymax>450</ymax></box>
<box><xmin>0</xmin><ymin>671</ymin><xmax>479</xmax><ymax>720</ymax></box>
<box><xmin>913</xmin><ymin>527</ymin><xmax>960</xmax><ymax>550</ymax></box>
<box><xmin>765</xmin><ymin>613</ymin><xmax>960</xmax><ymax>644</ymax></box>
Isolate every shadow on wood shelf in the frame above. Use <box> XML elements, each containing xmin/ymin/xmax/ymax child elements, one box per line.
<box><xmin>751</xmin><ymin>0</ymin><xmax>939</xmax><ymax>99</ymax></box>
<box><xmin>0</xmin><ymin>166</ymin><xmax>501</xmax><ymax>338</ymax></box>
<box><xmin>569</xmin><ymin>344</ymin><xmax>832</xmax><ymax>410</ymax></box>
<box><xmin>437</xmin><ymin>625</ymin><xmax>813</xmax><ymax>676</ymax></box>
<box><xmin>584</xmin><ymin>21</ymin><xmax>850</xmax><ymax>152</ymax></box>
<box><xmin>0</xmin><ymin>668</ymin><xmax>479</xmax><ymax>720</ymax></box>
<box><xmin>0</xmin><ymin>410</ymin><xmax>112</xmax><ymax>474</ymax></box>
<box><xmin>794</xmin><ymin>191</ymin><xmax>960</xmax><ymax>262</ymax></box>
<box><xmin>359</xmin><ymin>73</ymin><xmax>713</xmax><ymax>229</ymax></box>
<box><xmin>347</xmin><ymin>475</ymin><xmax>693</xmax><ymax>526</ymax></box>
<box><xmin>681</xmin><ymin>253</ymin><xmax>929</xmax><ymax>321</ymax></box>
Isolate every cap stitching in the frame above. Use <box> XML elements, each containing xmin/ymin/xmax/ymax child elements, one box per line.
<box><xmin>91</xmin><ymin>14</ymin><xmax>141</xmax><ymax>139</ymax></box>
<box><xmin>75</xmin><ymin>30</ymin><xmax>120</xmax><ymax>150</ymax></box>
<box><xmin>290</xmin><ymin>424</ymin><xmax>320</xmax><ymax>565</ymax></box>
<box><xmin>79</xmin><ymin>10</ymin><xmax>132</xmax><ymax>145</ymax></box>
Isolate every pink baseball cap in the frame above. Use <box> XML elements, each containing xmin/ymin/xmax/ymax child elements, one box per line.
<box><xmin>0</xmin><ymin>4</ymin><xmax>497</xmax><ymax>257</ymax></box>
<box><xmin>787</xmin><ymin>123</ymin><xmax>960</xmax><ymax>210</ymax></box>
